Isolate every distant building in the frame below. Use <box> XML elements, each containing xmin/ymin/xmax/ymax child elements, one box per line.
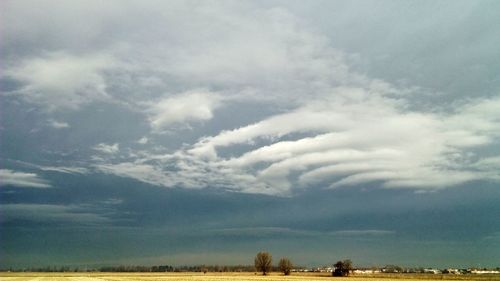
<box><xmin>443</xmin><ymin>268</ymin><xmax>460</xmax><ymax>274</ymax></box>
<box><xmin>353</xmin><ymin>269</ymin><xmax>381</xmax><ymax>274</ymax></box>
<box><xmin>424</xmin><ymin>268</ymin><xmax>441</xmax><ymax>274</ymax></box>
<box><xmin>312</xmin><ymin>266</ymin><xmax>333</xmax><ymax>272</ymax></box>
<box><xmin>470</xmin><ymin>269</ymin><xmax>500</xmax><ymax>274</ymax></box>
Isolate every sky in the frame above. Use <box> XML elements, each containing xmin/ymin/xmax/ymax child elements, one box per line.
<box><xmin>1</xmin><ymin>0</ymin><xmax>500</xmax><ymax>269</ymax></box>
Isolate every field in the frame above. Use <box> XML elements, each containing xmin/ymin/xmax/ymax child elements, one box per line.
<box><xmin>1</xmin><ymin>272</ymin><xmax>500</xmax><ymax>281</ymax></box>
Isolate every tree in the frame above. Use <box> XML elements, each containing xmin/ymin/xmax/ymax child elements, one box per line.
<box><xmin>279</xmin><ymin>257</ymin><xmax>293</xmax><ymax>275</ymax></box>
<box><xmin>254</xmin><ymin>251</ymin><xmax>272</xmax><ymax>275</ymax></box>
<box><xmin>333</xmin><ymin>259</ymin><xmax>353</xmax><ymax>277</ymax></box>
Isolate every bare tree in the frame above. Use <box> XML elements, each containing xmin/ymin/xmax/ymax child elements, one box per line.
<box><xmin>333</xmin><ymin>259</ymin><xmax>353</xmax><ymax>277</ymax></box>
<box><xmin>254</xmin><ymin>251</ymin><xmax>272</xmax><ymax>275</ymax></box>
<box><xmin>279</xmin><ymin>257</ymin><xmax>293</xmax><ymax>275</ymax></box>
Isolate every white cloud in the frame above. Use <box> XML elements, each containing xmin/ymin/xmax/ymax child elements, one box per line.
<box><xmin>137</xmin><ymin>137</ymin><xmax>148</xmax><ymax>144</ymax></box>
<box><xmin>93</xmin><ymin>152</ymin><xmax>272</xmax><ymax>194</ymax></box>
<box><xmin>95</xmin><ymin>162</ymin><xmax>181</xmax><ymax>188</ymax></box>
<box><xmin>48</xmin><ymin>119</ymin><xmax>69</xmax><ymax>129</ymax></box>
<box><xmin>5</xmin><ymin>52</ymin><xmax>115</xmax><ymax>111</ymax></box>
<box><xmin>130</xmin><ymin>93</ymin><xmax>500</xmax><ymax>195</ymax></box>
<box><xmin>213</xmin><ymin>94</ymin><xmax>498</xmax><ymax>193</ymax></box>
<box><xmin>147</xmin><ymin>90</ymin><xmax>222</xmax><ymax>131</ymax></box>
<box><xmin>162</xmin><ymin>6</ymin><xmax>351</xmax><ymax>91</ymax></box>
<box><xmin>1</xmin><ymin>1</ymin><xmax>361</xmax><ymax>117</ymax></box>
<box><xmin>7</xmin><ymin>161</ymin><xmax>89</xmax><ymax>175</ymax></box>
<box><xmin>38</xmin><ymin>166</ymin><xmax>89</xmax><ymax>174</ymax></box>
<box><xmin>0</xmin><ymin>169</ymin><xmax>51</xmax><ymax>188</ymax></box>
<box><xmin>96</xmin><ymin>162</ymin><xmax>163</xmax><ymax>184</ymax></box>
<box><xmin>93</xmin><ymin>143</ymin><xmax>119</xmax><ymax>154</ymax></box>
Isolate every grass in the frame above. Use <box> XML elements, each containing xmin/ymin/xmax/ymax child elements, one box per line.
<box><xmin>1</xmin><ymin>272</ymin><xmax>499</xmax><ymax>281</ymax></box>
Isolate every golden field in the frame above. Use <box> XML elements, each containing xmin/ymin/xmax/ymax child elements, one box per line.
<box><xmin>1</xmin><ymin>272</ymin><xmax>500</xmax><ymax>281</ymax></box>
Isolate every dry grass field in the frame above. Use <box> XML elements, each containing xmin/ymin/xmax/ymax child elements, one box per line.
<box><xmin>1</xmin><ymin>272</ymin><xmax>500</xmax><ymax>281</ymax></box>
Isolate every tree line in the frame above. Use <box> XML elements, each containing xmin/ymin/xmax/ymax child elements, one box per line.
<box><xmin>254</xmin><ymin>251</ymin><xmax>351</xmax><ymax>277</ymax></box>
<box><xmin>101</xmin><ymin>264</ymin><xmax>257</xmax><ymax>273</ymax></box>
<box><xmin>3</xmin><ymin>264</ymin><xmax>254</xmax><ymax>273</ymax></box>
<box><xmin>0</xmin><ymin>252</ymin><xmax>350</xmax><ymax>276</ymax></box>
<box><xmin>6</xmin><ymin>254</ymin><xmax>496</xmax><ymax>275</ymax></box>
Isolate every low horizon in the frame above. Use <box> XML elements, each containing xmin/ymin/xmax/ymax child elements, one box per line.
<box><xmin>1</xmin><ymin>0</ymin><xmax>499</xmax><ymax>269</ymax></box>
<box><xmin>3</xmin><ymin>261</ymin><xmax>499</xmax><ymax>271</ymax></box>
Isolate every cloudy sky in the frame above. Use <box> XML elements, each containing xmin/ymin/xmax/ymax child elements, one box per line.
<box><xmin>1</xmin><ymin>0</ymin><xmax>500</xmax><ymax>269</ymax></box>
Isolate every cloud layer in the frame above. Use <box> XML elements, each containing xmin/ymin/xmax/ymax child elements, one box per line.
<box><xmin>1</xmin><ymin>1</ymin><xmax>500</xmax><ymax>268</ymax></box>
<box><xmin>96</xmin><ymin>91</ymin><xmax>500</xmax><ymax>195</ymax></box>
<box><xmin>0</xmin><ymin>169</ymin><xmax>51</xmax><ymax>188</ymax></box>
<box><xmin>2</xmin><ymin>1</ymin><xmax>499</xmax><ymax>196</ymax></box>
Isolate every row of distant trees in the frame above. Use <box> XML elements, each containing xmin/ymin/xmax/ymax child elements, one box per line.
<box><xmin>8</xmin><ymin>256</ymin><xmax>498</xmax><ymax>275</ymax></box>
<box><xmin>254</xmin><ymin>251</ymin><xmax>351</xmax><ymax>277</ymax></box>
<box><xmin>6</xmin><ymin>264</ymin><xmax>255</xmax><ymax>273</ymax></box>
<box><xmin>254</xmin><ymin>251</ymin><xmax>292</xmax><ymax>275</ymax></box>
<box><xmin>101</xmin><ymin>264</ymin><xmax>256</xmax><ymax>273</ymax></box>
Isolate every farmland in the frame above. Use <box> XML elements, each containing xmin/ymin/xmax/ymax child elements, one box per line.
<box><xmin>1</xmin><ymin>272</ymin><xmax>499</xmax><ymax>281</ymax></box>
